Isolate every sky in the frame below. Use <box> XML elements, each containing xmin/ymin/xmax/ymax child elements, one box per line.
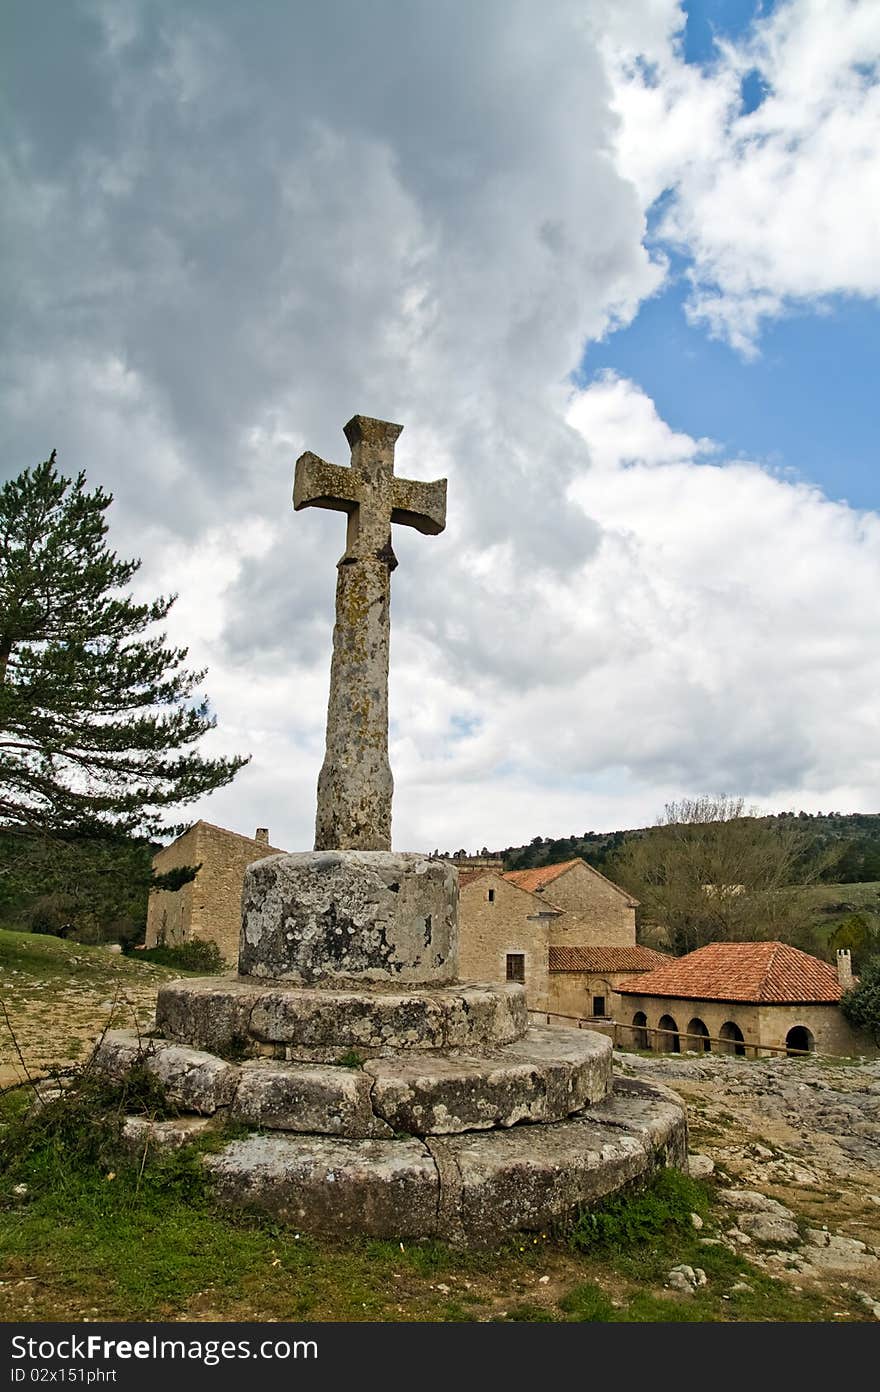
<box><xmin>2</xmin><ymin>0</ymin><xmax>879</xmax><ymax>853</ymax></box>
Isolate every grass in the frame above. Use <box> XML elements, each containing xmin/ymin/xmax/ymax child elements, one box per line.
<box><xmin>0</xmin><ymin>1077</ymin><xmax>869</xmax><ymax>1324</ymax></box>
<box><xmin>794</xmin><ymin>881</ymin><xmax>880</xmax><ymax>946</ymax></box>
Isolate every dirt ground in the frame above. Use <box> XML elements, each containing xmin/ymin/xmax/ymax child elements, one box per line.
<box><xmin>0</xmin><ymin>931</ymin><xmax>174</xmax><ymax>1087</ymax></box>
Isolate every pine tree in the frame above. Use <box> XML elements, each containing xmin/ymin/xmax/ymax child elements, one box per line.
<box><xmin>0</xmin><ymin>452</ymin><xmax>249</xmax><ymax>840</ymax></box>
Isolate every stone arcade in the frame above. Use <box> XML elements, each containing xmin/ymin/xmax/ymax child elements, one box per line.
<box><xmin>95</xmin><ymin>414</ymin><xmax>686</xmax><ymax>1244</ymax></box>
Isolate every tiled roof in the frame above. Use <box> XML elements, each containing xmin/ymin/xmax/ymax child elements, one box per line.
<box><xmin>504</xmin><ymin>858</ymin><xmax>638</xmax><ymax>906</ymax></box>
<box><xmin>548</xmin><ymin>946</ymin><xmax>670</xmax><ymax>974</ymax></box>
<box><xmin>503</xmin><ymin>860</ymin><xmax>582</xmax><ymax>893</ymax></box>
<box><xmin>616</xmin><ymin>941</ymin><xmax>843</xmax><ymax>1004</ymax></box>
<box><xmin>458</xmin><ymin>868</ymin><xmax>494</xmax><ymax>887</ymax></box>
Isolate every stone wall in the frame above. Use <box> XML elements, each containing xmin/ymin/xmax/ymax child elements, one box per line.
<box><xmin>549</xmin><ymin>969</ymin><xmax>647</xmax><ymax>1022</ymax></box>
<box><xmin>146</xmin><ymin>822</ymin><xmax>286</xmax><ymax>965</ymax></box>
<box><xmin>458</xmin><ymin>873</ymin><xmax>557</xmax><ymax>1012</ymax></box>
<box><xmin>617</xmin><ymin>993</ymin><xmax>762</xmax><ymax>1053</ymax></box>
<box><xmin>616</xmin><ymin>992</ymin><xmax>868</xmax><ymax>1058</ymax></box>
<box><xmin>539</xmin><ymin>862</ymin><xmax>637</xmax><ymax>947</ymax></box>
<box><xmin>145</xmin><ymin>826</ymin><xmax>199</xmax><ymax>951</ymax></box>
<box><xmin>757</xmin><ymin>1002</ymin><xmax>867</xmax><ymax>1057</ymax></box>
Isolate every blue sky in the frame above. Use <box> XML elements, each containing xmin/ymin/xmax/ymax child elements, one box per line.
<box><xmin>583</xmin><ymin>0</ymin><xmax>880</xmax><ymax>513</ymax></box>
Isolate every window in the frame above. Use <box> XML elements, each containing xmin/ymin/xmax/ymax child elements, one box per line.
<box><xmin>506</xmin><ymin>953</ymin><xmax>525</xmax><ymax>983</ymax></box>
<box><xmin>592</xmin><ymin>995</ymin><xmax>606</xmax><ymax>1017</ymax></box>
<box><xmin>488</xmin><ymin>888</ymin><xmax>495</xmax><ymax>903</ymax></box>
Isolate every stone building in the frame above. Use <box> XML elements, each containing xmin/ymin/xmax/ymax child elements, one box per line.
<box><xmin>145</xmin><ymin>820</ymin><xmax>286</xmax><ymax>965</ymax></box>
<box><xmin>548</xmin><ymin>945</ymin><xmax>671</xmax><ymax>1023</ymax></box>
<box><xmin>458</xmin><ymin>857</ymin><xmax>660</xmax><ymax>1017</ymax></box>
<box><xmin>616</xmin><ymin>940</ymin><xmax>867</xmax><ymax>1057</ymax></box>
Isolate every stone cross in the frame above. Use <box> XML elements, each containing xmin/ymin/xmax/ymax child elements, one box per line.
<box><xmin>294</xmin><ymin>415</ymin><xmax>447</xmax><ymax>851</ymax></box>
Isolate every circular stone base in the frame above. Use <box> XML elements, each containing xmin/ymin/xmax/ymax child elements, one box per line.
<box><xmin>93</xmin><ymin>1025</ymin><xmax>612</xmax><ymax>1136</ymax></box>
<box><xmin>239</xmin><ymin>851</ymin><xmax>458</xmax><ymax>985</ymax></box>
<box><xmin>201</xmin><ymin>1077</ymin><xmax>687</xmax><ymax>1245</ymax></box>
<box><xmin>155</xmin><ymin>975</ymin><xmax>527</xmax><ymax>1056</ymax></box>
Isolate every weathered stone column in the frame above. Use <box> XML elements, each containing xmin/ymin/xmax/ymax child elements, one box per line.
<box><xmin>294</xmin><ymin>414</ymin><xmax>446</xmax><ymax>852</ymax></box>
<box><xmin>316</xmin><ymin>497</ymin><xmax>395</xmax><ymax>852</ymax></box>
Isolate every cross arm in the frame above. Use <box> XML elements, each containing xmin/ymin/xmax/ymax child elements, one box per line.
<box><xmin>390</xmin><ymin>475</ymin><xmax>447</xmax><ymax>535</ymax></box>
<box><xmin>293</xmin><ymin>451</ymin><xmax>361</xmax><ymax>514</ymax></box>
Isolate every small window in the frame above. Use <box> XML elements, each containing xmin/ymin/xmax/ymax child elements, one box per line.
<box><xmin>506</xmin><ymin>953</ymin><xmax>525</xmax><ymax>983</ymax></box>
<box><xmin>488</xmin><ymin>888</ymin><xmax>495</xmax><ymax>903</ymax></box>
<box><xmin>592</xmin><ymin>995</ymin><xmax>606</xmax><ymax>1017</ymax></box>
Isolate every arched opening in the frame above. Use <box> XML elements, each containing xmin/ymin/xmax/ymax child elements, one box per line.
<box><xmin>686</xmin><ymin>1017</ymin><xmax>711</xmax><ymax>1053</ymax></box>
<box><xmin>786</xmin><ymin>1025</ymin><xmax>814</xmax><ymax>1057</ymax></box>
<box><xmin>632</xmin><ymin>1010</ymin><xmax>649</xmax><ymax>1050</ymax></box>
<box><xmin>719</xmin><ymin>1021</ymin><xmax>746</xmax><ymax>1056</ymax></box>
<box><xmin>658</xmin><ymin>1013</ymin><xmax>680</xmax><ymax>1054</ymax></box>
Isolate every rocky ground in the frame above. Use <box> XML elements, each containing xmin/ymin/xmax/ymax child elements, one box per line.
<box><xmin>0</xmin><ymin>930</ymin><xmax>174</xmax><ymax>1087</ymax></box>
<box><xmin>616</xmin><ymin>1049</ymin><xmax>880</xmax><ymax>1315</ymax></box>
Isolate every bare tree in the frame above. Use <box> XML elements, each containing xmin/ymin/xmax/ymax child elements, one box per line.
<box><xmin>608</xmin><ymin>795</ymin><xmax>823</xmax><ymax>956</ymax></box>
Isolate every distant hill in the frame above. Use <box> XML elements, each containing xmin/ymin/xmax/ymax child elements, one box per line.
<box><xmin>445</xmin><ymin>811</ymin><xmax>880</xmax><ymax>884</ymax></box>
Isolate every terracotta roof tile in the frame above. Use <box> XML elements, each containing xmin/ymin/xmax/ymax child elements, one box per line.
<box><xmin>504</xmin><ymin>858</ymin><xmax>638</xmax><ymax>906</ymax></box>
<box><xmin>616</xmin><ymin>941</ymin><xmax>843</xmax><ymax>1004</ymax></box>
<box><xmin>458</xmin><ymin>868</ymin><xmax>494</xmax><ymax>887</ymax></box>
<box><xmin>548</xmin><ymin>946</ymin><xmax>670</xmax><ymax>973</ymax></box>
<box><xmin>503</xmin><ymin>860</ymin><xmax>583</xmax><ymax>893</ymax></box>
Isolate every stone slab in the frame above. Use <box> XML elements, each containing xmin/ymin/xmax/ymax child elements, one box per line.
<box><xmin>239</xmin><ymin>851</ymin><xmax>458</xmax><ymax>984</ymax></box>
<box><xmin>96</xmin><ymin>1025</ymin><xmax>609</xmax><ymax>1138</ymax></box>
<box><xmin>92</xmin><ymin>1030</ymin><xmax>239</xmax><ymax>1115</ymax></box>
<box><xmin>202</xmin><ymin>1077</ymin><xmax>687</xmax><ymax>1244</ymax></box>
<box><xmin>155</xmin><ymin>975</ymin><xmax>527</xmax><ymax>1056</ymax></box>
<box><xmin>364</xmin><ymin>1027</ymin><xmax>611</xmax><ymax>1134</ymax></box>
<box><xmin>205</xmin><ymin>1133</ymin><xmax>441</xmax><ymax>1238</ymax></box>
<box><xmin>436</xmin><ymin>1077</ymin><xmax>688</xmax><ymax>1243</ymax></box>
<box><xmin>231</xmin><ymin>1059</ymin><xmax>392</xmax><ymax>1138</ymax></box>
<box><xmin>122</xmin><ymin>1116</ymin><xmax>215</xmax><ymax>1150</ymax></box>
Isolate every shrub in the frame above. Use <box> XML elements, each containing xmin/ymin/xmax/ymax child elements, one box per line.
<box><xmin>133</xmin><ymin>939</ymin><xmax>226</xmax><ymax>974</ymax></box>
<box><xmin>841</xmin><ymin>956</ymin><xmax>880</xmax><ymax>1045</ymax></box>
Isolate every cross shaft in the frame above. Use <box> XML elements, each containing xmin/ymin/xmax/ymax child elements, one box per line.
<box><xmin>294</xmin><ymin>415</ymin><xmax>447</xmax><ymax>850</ymax></box>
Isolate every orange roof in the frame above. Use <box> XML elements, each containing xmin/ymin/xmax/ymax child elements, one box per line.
<box><xmin>458</xmin><ymin>868</ymin><xmax>494</xmax><ymax>887</ymax></box>
<box><xmin>504</xmin><ymin>858</ymin><xmax>638</xmax><ymax>906</ymax></box>
<box><xmin>549</xmin><ymin>946</ymin><xmax>670</xmax><ymax>974</ymax></box>
<box><xmin>616</xmin><ymin>941</ymin><xmax>843</xmax><ymax>1005</ymax></box>
<box><xmin>504</xmin><ymin>859</ymin><xmax>585</xmax><ymax>893</ymax></box>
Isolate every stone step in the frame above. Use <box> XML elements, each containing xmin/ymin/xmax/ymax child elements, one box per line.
<box><xmin>155</xmin><ymin>975</ymin><xmax>527</xmax><ymax>1056</ymax></box>
<box><xmin>93</xmin><ymin>1026</ymin><xmax>612</xmax><ymax>1136</ymax></box>
<box><xmin>202</xmin><ymin>1077</ymin><xmax>688</xmax><ymax>1244</ymax></box>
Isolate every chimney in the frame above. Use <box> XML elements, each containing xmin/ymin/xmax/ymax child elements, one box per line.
<box><xmin>255</xmin><ymin>827</ymin><xmax>269</xmax><ymax>845</ymax></box>
<box><xmin>836</xmin><ymin>948</ymin><xmax>853</xmax><ymax>989</ymax></box>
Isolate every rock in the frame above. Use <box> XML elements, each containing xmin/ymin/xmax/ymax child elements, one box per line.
<box><xmin>736</xmin><ymin>1214</ymin><xmax>800</xmax><ymax>1246</ymax></box>
<box><xmin>666</xmin><ymin>1264</ymin><xmax>705</xmax><ymax>1293</ymax></box>
<box><xmin>205</xmin><ymin>1133</ymin><xmax>441</xmax><ymax>1238</ymax></box>
<box><xmin>730</xmin><ymin>1282</ymin><xmax>753</xmax><ymax>1294</ymax></box>
<box><xmin>687</xmin><ymin>1153</ymin><xmax>715</xmax><ymax>1179</ymax></box>
<box><xmin>122</xmin><ymin>1116</ymin><xmax>214</xmax><ymax>1150</ymax></box>
<box><xmin>239</xmin><ymin>851</ymin><xmax>458</xmax><ymax>985</ymax></box>
<box><xmin>719</xmin><ymin>1189</ymin><xmax>794</xmax><ymax>1219</ymax></box>
<box><xmin>801</xmin><ymin>1230</ymin><xmax>878</xmax><ymax>1270</ymax></box>
<box><xmin>204</xmin><ymin>1079</ymin><xmax>687</xmax><ymax>1244</ymax></box>
<box><xmin>690</xmin><ymin>1212</ymin><xmax>704</xmax><ymax>1229</ymax></box>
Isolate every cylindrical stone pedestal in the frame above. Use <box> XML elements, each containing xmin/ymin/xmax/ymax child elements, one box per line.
<box><xmin>239</xmin><ymin>851</ymin><xmax>459</xmax><ymax>985</ymax></box>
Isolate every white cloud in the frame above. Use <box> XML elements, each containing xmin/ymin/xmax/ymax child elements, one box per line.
<box><xmin>3</xmin><ymin>2</ymin><xmax>880</xmax><ymax>852</ymax></box>
<box><xmin>604</xmin><ymin>0</ymin><xmax>880</xmax><ymax>350</ymax></box>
